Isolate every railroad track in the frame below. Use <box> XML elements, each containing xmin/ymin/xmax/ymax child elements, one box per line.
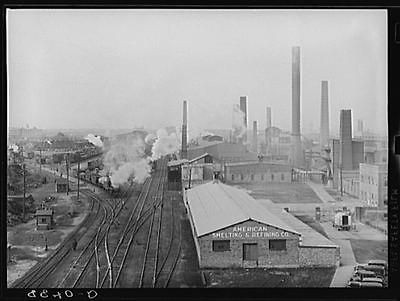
<box><xmin>134</xmin><ymin>157</ymin><xmax>182</xmax><ymax>288</ymax></box>
<box><xmin>11</xmin><ymin>191</ymin><xmax>99</xmax><ymax>288</ymax></box>
<box><xmin>58</xmin><ymin>185</ymin><xmax>135</xmax><ymax>288</ymax></box>
<box><xmin>109</xmin><ymin>157</ymin><xmax>168</xmax><ymax>288</ymax></box>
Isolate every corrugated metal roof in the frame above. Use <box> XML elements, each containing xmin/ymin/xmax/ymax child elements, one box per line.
<box><xmin>167</xmin><ymin>159</ymin><xmax>188</xmax><ymax>167</ymax></box>
<box><xmin>186</xmin><ymin>182</ymin><xmax>300</xmax><ymax>237</ymax></box>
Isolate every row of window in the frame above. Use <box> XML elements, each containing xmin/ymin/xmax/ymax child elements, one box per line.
<box><xmin>212</xmin><ymin>239</ymin><xmax>287</xmax><ymax>252</ymax></box>
<box><xmin>361</xmin><ymin>191</ymin><xmax>376</xmax><ymax>200</ymax></box>
<box><xmin>231</xmin><ymin>173</ymin><xmax>286</xmax><ymax>181</ymax></box>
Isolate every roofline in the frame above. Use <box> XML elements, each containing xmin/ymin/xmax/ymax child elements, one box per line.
<box><xmin>197</xmin><ymin>218</ymin><xmax>300</xmax><ymax>238</ymax></box>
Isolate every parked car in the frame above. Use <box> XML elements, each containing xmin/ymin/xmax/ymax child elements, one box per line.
<box><xmin>361</xmin><ymin>277</ymin><xmax>384</xmax><ymax>285</ymax></box>
<box><xmin>367</xmin><ymin>260</ymin><xmax>387</xmax><ymax>271</ymax></box>
<box><xmin>351</xmin><ymin>270</ymin><xmax>376</xmax><ymax>281</ymax></box>
<box><xmin>354</xmin><ymin>264</ymin><xmax>385</xmax><ymax>278</ymax></box>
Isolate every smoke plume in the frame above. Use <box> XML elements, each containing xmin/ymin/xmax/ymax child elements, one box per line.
<box><xmin>103</xmin><ymin>133</ymin><xmax>150</xmax><ymax>187</ymax></box>
<box><xmin>151</xmin><ymin>128</ymin><xmax>180</xmax><ymax>160</ymax></box>
<box><xmin>9</xmin><ymin>144</ymin><xmax>19</xmax><ymax>152</ymax></box>
<box><xmin>86</xmin><ymin>134</ymin><xmax>104</xmax><ymax>148</ymax></box>
<box><xmin>232</xmin><ymin>104</ymin><xmax>246</xmax><ymax>140</ymax></box>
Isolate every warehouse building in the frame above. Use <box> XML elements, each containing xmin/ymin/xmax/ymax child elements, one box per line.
<box><xmin>359</xmin><ymin>163</ymin><xmax>388</xmax><ymax>208</ymax></box>
<box><xmin>184</xmin><ymin>181</ymin><xmax>339</xmax><ymax>268</ymax></box>
<box><xmin>188</xmin><ymin>141</ymin><xmax>257</xmax><ymax>163</ymax></box>
<box><xmin>224</xmin><ymin>161</ymin><xmax>292</xmax><ymax>184</ymax></box>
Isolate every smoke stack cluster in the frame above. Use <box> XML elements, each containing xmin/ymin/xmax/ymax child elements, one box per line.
<box><xmin>239</xmin><ymin>96</ymin><xmax>248</xmax><ymax>145</ymax></box>
<box><xmin>320</xmin><ymin>81</ymin><xmax>329</xmax><ymax>150</ymax></box>
<box><xmin>181</xmin><ymin>100</ymin><xmax>188</xmax><ymax>159</ymax></box>
<box><xmin>290</xmin><ymin>46</ymin><xmax>304</xmax><ymax>167</ymax></box>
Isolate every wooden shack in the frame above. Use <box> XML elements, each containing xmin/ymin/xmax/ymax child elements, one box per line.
<box><xmin>35</xmin><ymin>207</ymin><xmax>54</xmax><ymax>230</ymax></box>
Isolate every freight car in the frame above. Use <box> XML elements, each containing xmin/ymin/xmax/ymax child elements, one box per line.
<box><xmin>78</xmin><ymin>169</ymin><xmax>120</xmax><ymax>195</ymax></box>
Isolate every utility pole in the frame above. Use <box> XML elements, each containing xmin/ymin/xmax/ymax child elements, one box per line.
<box><xmin>66</xmin><ymin>153</ymin><xmax>69</xmax><ymax>196</ymax></box>
<box><xmin>340</xmin><ymin>164</ymin><xmax>343</xmax><ymax>197</ymax></box>
<box><xmin>39</xmin><ymin>148</ymin><xmax>42</xmax><ymax>174</ymax></box>
<box><xmin>77</xmin><ymin>154</ymin><xmax>80</xmax><ymax>200</ymax></box>
<box><xmin>23</xmin><ymin>163</ymin><xmax>26</xmax><ymax>222</ymax></box>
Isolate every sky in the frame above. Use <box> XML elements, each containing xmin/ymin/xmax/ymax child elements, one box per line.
<box><xmin>7</xmin><ymin>9</ymin><xmax>387</xmax><ymax>136</ymax></box>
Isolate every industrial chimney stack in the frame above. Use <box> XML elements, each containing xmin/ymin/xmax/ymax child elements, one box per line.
<box><xmin>239</xmin><ymin>96</ymin><xmax>248</xmax><ymax>145</ymax></box>
<box><xmin>252</xmin><ymin>121</ymin><xmax>258</xmax><ymax>153</ymax></box>
<box><xmin>290</xmin><ymin>46</ymin><xmax>304</xmax><ymax>167</ymax></box>
<box><xmin>320</xmin><ymin>81</ymin><xmax>330</xmax><ymax>150</ymax></box>
<box><xmin>339</xmin><ymin>109</ymin><xmax>353</xmax><ymax>170</ymax></box>
<box><xmin>181</xmin><ymin>100</ymin><xmax>188</xmax><ymax>159</ymax></box>
<box><xmin>266</xmin><ymin>106</ymin><xmax>272</xmax><ymax>129</ymax></box>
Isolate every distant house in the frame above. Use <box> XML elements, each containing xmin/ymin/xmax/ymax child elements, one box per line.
<box><xmin>55</xmin><ymin>178</ymin><xmax>69</xmax><ymax>193</ymax></box>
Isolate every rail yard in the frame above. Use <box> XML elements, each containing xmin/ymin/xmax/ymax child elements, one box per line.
<box><xmin>10</xmin><ymin>157</ymin><xmax>192</xmax><ymax>288</ymax></box>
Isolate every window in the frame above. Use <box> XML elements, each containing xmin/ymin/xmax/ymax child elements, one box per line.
<box><xmin>269</xmin><ymin>240</ymin><xmax>286</xmax><ymax>251</ymax></box>
<box><xmin>240</xmin><ymin>174</ymin><xmax>244</xmax><ymax>181</ymax></box>
<box><xmin>41</xmin><ymin>218</ymin><xmax>47</xmax><ymax>223</ymax></box>
<box><xmin>231</xmin><ymin>174</ymin><xmax>235</xmax><ymax>181</ymax></box>
<box><xmin>384</xmin><ymin>178</ymin><xmax>388</xmax><ymax>187</ymax></box>
<box><xmin>251</xmin><ymin>174</ymin><xmax>254</xmax><ymax>181</ymax></box>
<box><xmin>212</xmin><ymin>240</ymin><xmax>230</xmax><ymax>252</ymax></box>
<box><xmin>271</xmin><ymin>174</ymin><xmax>274</xmax><ymax>181</ymax></box>
<box><xmin>281</xmin><ymin>174</ymin><xmax>285</xmax><ymax>181</ymax></box>
<box><xmin>261</xmin><ymin>174</ymin><xmax>264</xmax><ymax>181</ymax></box>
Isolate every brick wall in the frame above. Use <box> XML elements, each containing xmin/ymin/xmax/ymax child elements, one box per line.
<box><xmin>299</xmin><ymin>246</ymin><xmax>339</xmax><ymax>267</ymax></box>
<box><xmin>198</xmin><ymin>220</ymin><xmax>300</xmax><ymax>268</ymax></box>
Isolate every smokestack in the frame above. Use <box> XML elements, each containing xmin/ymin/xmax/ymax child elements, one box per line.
<box><xmin>181</xmin><ymin>100</ymin><xmax>188</xmax><ymax>159</ymax></box>
<box><xmin>339</xmin><ymin>109</ymin><xmax>353</xmax><ymax>170</ymax></box>
<box><xmin>266</xmin><ymin>106</ymin><xmax>272</xmax><ymax>129</ymax></box>
<box><xmin>290</xmin><ymin>46</ymin><xmax>303</xmax><ymax>167</ymax></box>
<box><xmin>357</xmin><ymin>119</ymin><xmax>364</xmax><ymax>134</ymax></box>
<box><xmin>320</xmin><ymin>81</ymin><xmax>329</xmax><ymax>150</ymax></box>
<box><xmin>252</xmin><ymin>121</ymin><xmax>258</xmax><ymax>153</ymax></box>
<box><xmin>240</xmin><ymin>96</ymin><xmax>248</xmax><ymax>144</ymax></box>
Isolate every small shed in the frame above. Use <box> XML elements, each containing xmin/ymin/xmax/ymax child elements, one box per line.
<box><xmin>55</xmin><ymin>178</ymin><xmax>68</xmax><ymax>193</ymax></box>
<box><xmin>35</xmin><ymin>207</ymin><xmax>54</xmax><ymax>230</ymax></box>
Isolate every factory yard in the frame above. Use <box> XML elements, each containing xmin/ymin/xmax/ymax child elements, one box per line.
<box><xmin>236</xmin><ymin>183</ymin><xmax>322</xmax><ymax>204</ymax></box>
<box><xmin>204</xmin><ymin>267</ymin><xmax>336</xmax><ymax>287</ymax></box>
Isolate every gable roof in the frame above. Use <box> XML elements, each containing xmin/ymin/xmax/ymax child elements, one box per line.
<box><xmin>186</xmin><ymin>181</ymin><xmax>300</xmax><ymax>237</ymax></box>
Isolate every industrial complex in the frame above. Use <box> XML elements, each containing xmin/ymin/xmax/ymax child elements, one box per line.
<box><xmin>7</xmin><ymin>44</ymin><xmax>388</xmax><ymax>289</ymax></box>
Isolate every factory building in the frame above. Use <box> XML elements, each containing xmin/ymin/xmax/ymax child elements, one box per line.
<box><xmin>184</xmin><ymin>181</ymin><xmax>339</xmax><ymax>268</ymax></box>
<box><xmin>167</xmin><ymin>153</ymin><xmax>215</xmax><ymax>190</ymax></box>
<box><xmin>224</xmin><ymin>161</ymin><xmax>292</xmax><ymax>184</ymax></box>
<box><xmin>188</xmin><ymin>141</ymin><xmax>257</xmax><ymax>163</ymax></box>
<box><xmin>264</xmin><ymin>127</ymin><xmax>292</xmax><ymax>161</ymax></box>
<box><xmin>359</xmin><ymin>163</ymin><xmax>388</xmax><ymax>208</ymax></box>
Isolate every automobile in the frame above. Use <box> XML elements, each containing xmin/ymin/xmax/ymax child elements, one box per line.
<box><xmin>347</xmin><ymin>281</ymin><xmax>362</xmax><ymax>288</ymax></box>
<box><xmin>361</xmin><ymin>277</ymin><xmax>384</xmax><ymax>285</ymax></box>
<box><xmin>352</xmin><ymin>270</ymin><xmax>376</xmax><ymax>281</ymax></box>
<box><xmin>368</xmin><ymin>260</ymin><xmax>387</xmax><ymax>271</ymax></box>
<box><xmin>354</xmin><ymin>264</ymin><xmax>385</xmax><ymax>278</ymax></box>
<box><xmin>359</xmin><ymin>282</ymin><xmax>383</xmax><ymax>288</ymax></box>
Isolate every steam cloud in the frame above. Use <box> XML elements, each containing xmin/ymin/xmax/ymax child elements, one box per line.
<box><xmin>9</xmin><ymin>144</ymin><xmax>19</xmax><ymax>152</ymax></box>
<box><xmin>86</xmin><ymin>134</ymin><xmax>104</xmax><ymax>148</ymax></box>
<box><xmin>151</xmin><ymin>128</ymin><xmax>180</xmax><ymax>160</ymax></box>
<box><xmin>232</xmin><ymin>104</ymin><xmax>246</xmax><ymax>140</ymax></box>
<box><xmin>103</xmin><ymin>134</ymin><xmax>151</xmax><ymax>187</ymax></box>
